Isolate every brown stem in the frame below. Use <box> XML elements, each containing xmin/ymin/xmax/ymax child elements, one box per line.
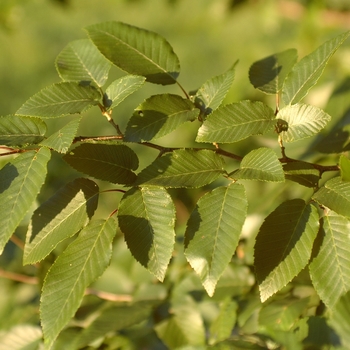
<box><xmin>85</xmin><ymin>288</ymin><xmax>133</xmax><ymax>302</ymax></box>
<box><xmin>0</xmin><ymin>269</ymin><xmax>38</xmax><ymax>284</ymax></box>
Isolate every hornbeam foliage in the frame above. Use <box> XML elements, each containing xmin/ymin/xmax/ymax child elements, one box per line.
<box><xmin>0</xmin><ymin>20</ymin><xmax>350</xmax><ymax>349</ymax></box>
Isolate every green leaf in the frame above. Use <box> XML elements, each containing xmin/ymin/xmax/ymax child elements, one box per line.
<box><xmin>339</xmin><ymin>154</ymin><xmax>350</xmax><ymax>181</ymax></box>
<box><xmin>135</xmin><ymin>149</ymin><xmax>226</xmax><ymax>188</ymax></box>
<box><xmin>85</xmin><ymin>21</ymin><xmax>180</xmax><ymax>85</ymax></box>
<box><xmin>23</xmin><ymin>178</ymin><xmax>99</xmax><ymax>265</ymax></box>
<box><xmin>40</xmin><ymin>117</ymin><xmax>81</xmax><ymax>153</ymax></box>
<box><xmin>233</xmin><ymin>147</ymin><xmax>284</xmax><ymax>182</ymax></box>
<box><xmin>278</xmin><ymin>104</ymin><xmax>331</xmax><ymax>143</ymax></box>
<box><xmin>312</xmin><ymin>176</ymin><xmax>350</xmax><ymax>218</ymax></box>
<box><xmin>55</xmin><ymin>39</ymin><xmax>111</xmax><ymax>87</ymax></box>
<box><xmin>0</xmin><ymin>148</ymin><xmax>51</xmax><ymax>254</ymax></box>
<box><xmin>104</xmin><ymin>75</ymin><xmax>146</xmax><ymax>110</ymax></box>
<box><xmin>282</xmin><ymin>31</ymin><xmax>350</xmax><ymax>105</ymax></box>
<box><xmin>0</xmin><ymin>325</ymin><xmax>42</xmax><ymax>350</ymax></box>
<box><xmin>196</xmin><ymin>100</ymin><xmax>275</xmax><ymax>143</ymax></box>
<box><xmin>0</xmin><ymin>115</ymin><xmax>47</xmax><ymax>146</ymax></box>
<box><xmin>254</xmin><ymin>199</ymin><xmax>319</xmax><ymax>302</ymax></box>
<box><xmin>309</xmin><ymin>211</ymin><xmax>350</xmax><ymax>308</ymax></box>
<box><xmin>195</xmin><ymin>62</ymin><xmax>238</xmax><ymax>113</ymax></box>
<box><xmin>40</xmin><ymin>217</ymin><xmax>117</xmax><ymax>348</ymax></box>
<box><xmin>118</xmin><ymin>186</ymin><xmax>175</xmax><ymax>281</ymax></box>
<box><xmin>124</xmin><ymin>94</ymin><xmax>199</xmax><ymax>142</ymax></box>
<box><xmin>16</xmin><ymin>82</ymin><xmax>102</xmax><ymax>118</ymax></box>
<box><xmin>283</xmin><ymin>162</ymin><xmax>320</xmax><ymax>188</ymax></box>
<box><xmin>63</xmin><ymin>143</ymin><xmax>138</xmax><ymax>185</ymax></box>
<box><xmin>249</xmin><ymin>49</ymin><xmax>298</xmax><ymax>94</ymax></box>
<box><xmin>184</xmin><ymin>183</ymin><xmax>247</xmax><ymax>296</ymax></box>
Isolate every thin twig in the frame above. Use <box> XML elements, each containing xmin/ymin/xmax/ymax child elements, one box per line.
<box><xmin>0</xmin><ymin>269</ymin><xmax>38</xmax><ymax>285</ymax></box>
<box><xmin>10</xmin><ymin>235</ymin><xmax>25</xmax><ymax>250</ymax></box>
<box><xmin>85</xmin><ymin>288</ymin><xmax>133</xmax><ymax>302</ymax></box>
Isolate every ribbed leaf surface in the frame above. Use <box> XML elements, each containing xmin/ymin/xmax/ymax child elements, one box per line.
<box><xmin>196</xmin><ymin>101</ymin><xmax>275</xmax><ymax>143</ymax></box>
<box><xmin>104</xmin><ymin>75</ymin><xmax>145</xmax><ymax>110</ymax></box>
<box><xmin>56</xmin><ymin>39</ymin><xmax>111</xmax><ymax>87</ymax></box>
<box><xmin>40</xmin><ymin>118</ymin><xmax>80</xmax><ymax>153</ymax></box>
<box><xmin>249</xmin><ymin>49</ymin><xmax>297</xmax><ymax>94</ymax></box>
<box><xmin>278</xmin><ymin>104</ymin><xmax>331</xmax><ymax>142</ymax></box>
<box><xmin>118</xmin><ymin>186</ymin><xmax>175</xmax><ymax>281</ymax></box>
<box><xmin>195</xmin><ymin>62</ymin><xmax>238</xmax><ymax>113</ymax></box>
<box><xmin>339</xmin><ymin>154</ymin><xmax>350</xmax><ymax>181</ymax></box>
<box><xmin>0</xmin><ymin>325</ymin><xmax>42</xmax><ymax>350</ymax></box>
<box><xmin>16</xmin><ymin>82</ymin><xmax>101</xmax><ymax>118</ymax></box>
<box><xmin>135</xmin><ymin>149</ymin><xmax>225</xmax><ymax>188</ymax></box>
<box><xmin>254</xmin><ymin>199</ymin><xmax>319</xmax><ymax>302</ymax></box>
<box><xmin>23</xmin><ymin>178</ymin><xmax>99</xmax><ymax>264</ymax></box>
<box><xmin>283</xmin><ymin>162</ymin><xmax>320</xmax><ymax>188</ymax></box>
<box><xmin>0</xmin><ymin>115</ymin><xmax>46</xmax><ymax>146</ymax></box>
<box><xmin>124</xmin><ymin>94</ymin><xmax>199</xmax><ymax>142</ymax></box>
<box><xmin>0</xmin><ymin>148</ymin><xmax>51</xmax><ymax>254</ymax></box>
<box><xmin>233</xmin><ymin>147</ymin><xmax>284</xmax><ymax>182</ymax></box>
<box><xmin>309</xmin><ymin>211</ymin><xmax>350</xmax><ymax>308</ymax></box>
<box><xmin>312</xmin><ymin>176</ymin><xmax>350</xmax><ymax>218</ymax></box>
<box><xmin>282</xmin><ymin>31</ymin><xmax>350</xmax><ymax>105</ymax></box>
<box><xmin>63</xmin><ymin>143</ymin><xmax>138</xmax><ymax>185</ymax></box>
<box><xmin>184</xmin><ymin>183</ymin><xmax>247</xmax><ymax>296</ymax></box>
<box><xmin>86</xmin><ymin>21</ymin><xmax>180</xmax><ymax>85</ymax></box>
<box><xmin>41</xmin><ymin>217</ymin><xmax>117</xmax><ymax>348</ymax></box>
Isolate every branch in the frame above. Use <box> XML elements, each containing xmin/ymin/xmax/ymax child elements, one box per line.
<box><xmin>0</xmin><ymin>269</ymin><xmax>38</xmax><ymax>285</ymax></box>
<box><xmin>85</xmin><ymin>288</ymin><xmax>133</xmax><ymax>302</ymax></box>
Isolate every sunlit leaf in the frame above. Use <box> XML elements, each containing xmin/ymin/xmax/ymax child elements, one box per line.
<box><xmin>184</xmin><ymin>183</ymin><xmax>247</xmax><ymax>296</ymax></box>
<box><xmin>56</xmin><ymin>39</ymin><xmax>111</xmax><ymax>87</ymax></box>
<box><xmin>41</xmin><ymin>217</ymin><xmax>117</xmax><ymax>348</ymax></box>
<box><xmin>0</xmin><ymin>148</ymin><xmax>51</xmax><ymax>254</ymax></box>
<box><xmin>233</xmin><ymin>147</ymin><xmax>284</xmax><ymax>182</ymax></box>
<box><xmin>63</xmin><ymin>143</ymin><xmax>138</xmax><ymax>185</ymax></box>
<box><xmin>23</xmin><ymin>178</ymin><xmax>99</xmax><ymax>264</ymax></box>
<box><xmin>278</xmin><ymin>104</ymin><xmax>331</xmax><ymax>142</ymax></box>
<box><xmin>86</xmin><ymin>21</ymin><xmax>180</xmax><ymax>85</ymax></box>
<box><xmin>309</xmin><ymin>211</ymin><xmax>350</xmax><ymax>308</ymax></box>
<box><xmin>124</xmin><ymin>94</ymin><xmax>199</xmax><ymax>142</ymax></box>
<box><xmin>196</xmin><ymin>100</ymin><xmax>275</xmax><ymax>143</ymax></box>
<box><xmin>312</xmin><ymin>176</ymin><xmax>350</xmax><ymax>218</ymax></box>
<box><xmin>283</xmin><ymin>162</ymin><xmax>320</xmax><ymax>188</ymax></box>
<box><xmin>16</xmin><ymin>82</ymin><xmax>102</xmax><ymax>118</ymax></box>
<box><xmin>254</xmin><ymin>199</ymin><xmax>319</xmax><ymax>302</ymax></box>
<box><xmin>118</xmin><ymin>186</ymin><xmax>175</xmax><ymax>281</ymax></box>
<box><xmin>339</xmin><ymin>154</ymin><xmax>350</xmax><ymax>181</ymax></box>
<box><xmin>135</xmin><ymin>149</ymin><xmax>226</xmax><ymax>188</ymax></box>
<box><xmin>0</xmin><ymin>325</ymin><xmax>42</xmax><ymax>350</ymax></box>
<box><xmin>249</xmin><ymin>49</ymin><xmax>297</xmax><ymax>94</ymax></box>
<box><xmin>282</xmin><ymin>31</ymin><xmax>350</xmax><ymax>105</ymax></box>
<box><xmin>0</xmin><ymin>115</ymin><xmax>46</xmax><ymax>146</ymax></box>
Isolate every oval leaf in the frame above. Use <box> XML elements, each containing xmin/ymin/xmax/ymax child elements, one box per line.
<box><xmin>118</xmin><ymin>186</ymin><xmax>176</xmax><ymax>281</ymax></box>
<box><xmin>16</xmin><ymin>82</ymin><xmax>102</xmax><ymax>118</ymax></box>
<box><xmin>283</xmin><ymin>162</ymin><xmax>320</xmax><ymax>188</ymax></box>
<box><xmin>56</xmin><ymin>39</ymin><xmax>111</xmax><ymax>87</ymax></box>
<box><xmin>196</xmin><ymin>100</ymin><xmax>275</xmax><ymax>143</ymax></box>
<box><xmin>86</xmin><ymin>21</ymin><xmax>180</xmax><ymax>85</ymax></box>
<box><xmin>135</xmin><ymin>149</ymin><xmax>226</xmax><ymax>188</ymax></box>
<box><xmin>124</xmin><ymin>94</ymin><xmax>199</xmax><ymax>142</ymax></box>
<box><xmin>340</xmin><ymin>154</ymin><xmax>350</xmax><ymax>181</ymax></box>
<box><xmin>254</xmin><ymin>199</ymin><xmax>319</xmax><ymax>302</ymax></box>
<box><xmin>278</xmin><ymin>104</ymin><xmax>331</xmax><ymax>142</ymax></box>
<box><xmin>184</xmin><ymin>183</ymin><xmax>248</xmax><ymax>296</ymax></box>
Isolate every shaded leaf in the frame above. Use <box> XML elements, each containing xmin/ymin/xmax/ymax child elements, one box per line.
<box><xmin>124</xmin><ymin>94</ymin><xmax>199</xmax><ymax>142</ymax></box>
<box><xmin>23</xmin><ymin>178</ymin><xmax>99</xmax><ymax>264</ymax></box>
<box><xmin>283</xmin><ymin>162</ymin><xmax>320</xmax><ymax>188</ymax></box>
<box><xmin>0</xmin><ymin>148</ymin><xmax>51</xmax><ymax>254</ymax></box>
<box><xmin>233</xmin><ymin>147</ymin><xmax>284</xmax><ymax>182</ymax></box>
<box><xmin>0</xmin><ymin>115</ymin><xmax>46</xmax><ymax>146</ymax></box>
<box><xmin>184</xmin><ymin>183</ymin><xmax>247</xmax><ymax>296</ymax></box>
<box><xmin>278</xmin><ymin>104</ymin><xmax>331</xmax><ymax>142</ymax></box>
<box><xmin>56</xmin><ymin>39</ymin><xmax>111</xmax><ymax>87</ymax></box>
<box><xmin>104</xmin><ymin>75</ymin><xmax>146</xmax><ymax>110</ymax></box>
<box><xmin>312</xmin><ymin>176</ymin><xmax>350</xmax><ymax>218</ymax></box>
<box><xmin>16</xmin><ymin>82</ymin><xmax>102</xmax><ymax>118</ymax></box>
<box><xmin>196</xmin><ymin>100</ymin><xmax>275</xmax><ymax>143</ymax></box>
<box><xmin>0</xmin><ymin>325</ymin><xmax>42</xmax><ymax>350</ymax></box>
<box><xmin>254</xmin><ymin>199</ymin><xmax>319</xmax><ymax>302</ymax></box>
<box><xmin>339</xmin><ymin>154</ymin><xmax>350</xmax><ymax>181</ymax></box>
<box><xmin>282</xmin><ymin>31</ymin><xmax>350</xmax><ymax>105</ymax></box>
<box><xmin>86</xmin><ymin>21</ymin><xmax>180</xmax><ymax>85</ymax></box>
<box><xmin>118</xmin><ymin>186</ymin><xmax>175</xmax><ymax>281</ymax></box>
<box><xmin>40</xmin><ymin>117</ymin><xmax>81</xmax><ymax>153</ymax></box>
<box><xmin>135</xmin><ymin>149</ymin><xmax>226</xmax><ymax>188</ymax></box>
<box><xmin>41</xmin><ymin>217</ymin><xmax>117</xmax><ymax>348</ymax></box>
<box><xmin>249</xmin><ymin>49</ymin><xmax>297</xmax><ymax>94</ymax></box>
<box><xmin>309</xmin><ymin>211</ymin><xmax>350</xmax><ymax>308</ymax></box>
<box><xmin>63</xmin><ymin>143</ymin><xmax>138</xmax><ymax>185</ymax></box>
